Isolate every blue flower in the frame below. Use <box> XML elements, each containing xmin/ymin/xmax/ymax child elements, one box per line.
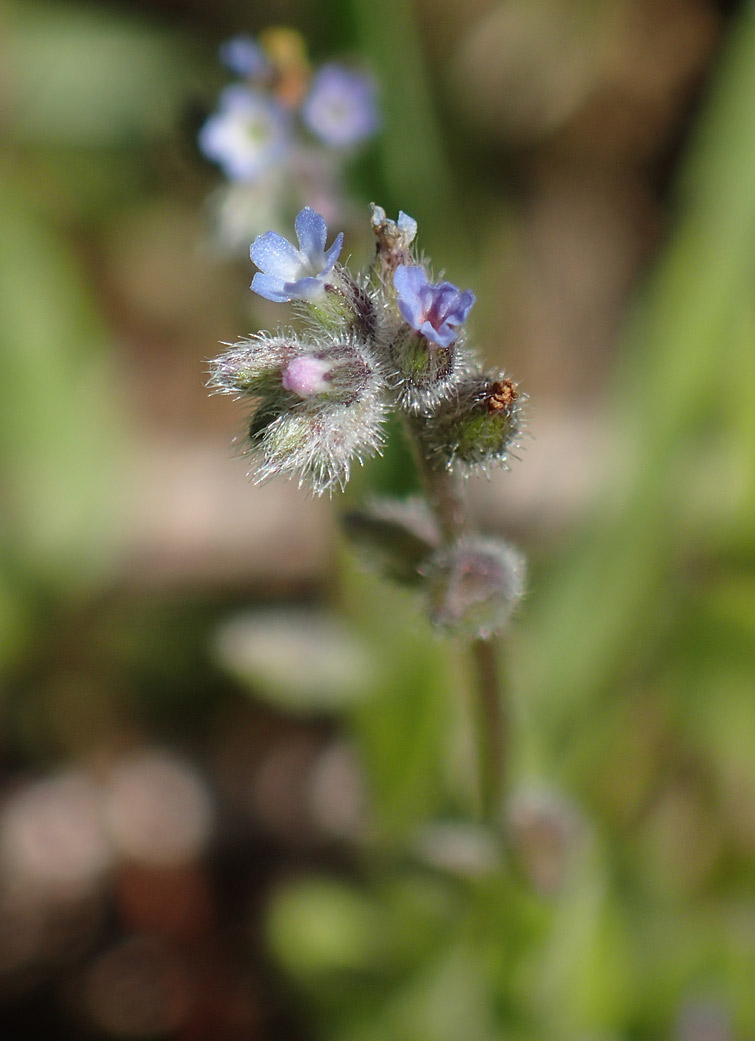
<box><xmin>393</xmin><ymin>265</ymin><xmax>475</xmax><ymax>348</ymax></box>
<box><xmin>198</xmin><ymin>86</ymin><xmax>289</xmax><ymax>182</ymax></box>
<box><xmin>218</xmin><ymin>35</ymin><xmax>270</xmax><ymax>79</ymax></box>
<box><xmin>250</xmin><ymin>207</ymin><xmax>344</xmax><ymax>302</ymax></box>
<box><xmin>301</xmin><ymin>64</ymin><xmax>379</xmax><ymax>148</ymax></box>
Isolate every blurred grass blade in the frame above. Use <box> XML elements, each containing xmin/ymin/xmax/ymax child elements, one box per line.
<box><xmin>518</xmin><ymin>7</ymin><xmax>755</xmax><ymax>753</ymax></box>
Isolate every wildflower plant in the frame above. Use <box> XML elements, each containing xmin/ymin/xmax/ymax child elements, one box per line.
<box><xmin>210</xmin><ymin>203</ymin><xmax>527</xmax><ymax>816</ymax></box>
<box><xmin>198</xmin><ymin>30</ymin><xmax>380</xmax><ymax>252</ymax></box>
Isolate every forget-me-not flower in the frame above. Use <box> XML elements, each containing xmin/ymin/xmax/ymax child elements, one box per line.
<box><xmin>198</xmin><ymin>86</ymin><xmax>290</xmax><ymax>182</ymax></box>
<box><xmin>302</xmin><ymin>64</ymin><xmax>380</xmax><ymax>148</ymax></box>
<box><xmin>218</xmin><ymin>35</ymin><xmax>271</xmax><ymax>79</ymax></box>
<box><xmin>250</xmin><ymin>206</ymin><xmax>344</xmax><ymax>302</ymax></box>
<box><xmin>393</xmin><ymin>265</ymin><xmax>475</xmax><ymax>348</ymax></box>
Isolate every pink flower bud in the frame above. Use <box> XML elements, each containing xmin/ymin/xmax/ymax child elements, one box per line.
<box><xmin>282</xmin><ymin>356</ymin><xmax>333</xmax><ymax>397</ymax></box>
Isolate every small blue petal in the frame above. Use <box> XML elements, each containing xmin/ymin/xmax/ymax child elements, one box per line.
<box><xmin>295</xmin><ymin>207</ymin><xmax>328</xmax><ymax>263</ymax></box>
<box><xmin>323</xmin><ymin>232</ymin><xmax>344</xmax><ymax>272</ymax></box>
<box><xmin>397</xmin><ymin>212</ymin><xmax>417</xmax><ymax>240</ymax></box>
<box><xmin>287</xmin><ymin>275</ymin><xmax>329</xmax><ymax>300</ymax></box>
<box><xmin>393</xmin><ymin>265</ymin><xmax>427</xmax><ymax>327</ymax></box>
<box><xmin>418</xmin><ymin>320</ymin><xmax>454</xmax><ymax>348</ymax></box>
<box><xmin>219</xmin><ymin>36</ymin><xmax>270</xmax><ymax>79</ymax></box>
<box><xmin>250</xmin><ymin>231</ymin><xmax>302</xmax><ymax>281</ymax></box>
<box><xmin>394</xmin><ymin>264</ymin><xmax>427</xmax><ymax>293</ymax></box>
<box><xmin>396</xmin><ymin>291</ymin><xmax>423</xmax><ymax>330</ymax></box>
<box><xmin>454</xmin><ymin>289</ymin><xmax>476</xmax><ymax>322</ymax></box>
<box><xmin>251</xmin><ymin>272</ymin><xmax>294</xmax><ymax>302</ymax></box>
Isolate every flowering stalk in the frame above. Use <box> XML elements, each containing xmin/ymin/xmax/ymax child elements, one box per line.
<box><xmin>209</xmin><ymin>204</ymin><xmax>527</xmax><ymax>820</ymax></box>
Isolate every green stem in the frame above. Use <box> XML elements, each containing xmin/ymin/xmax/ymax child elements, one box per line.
<box><xmin>403</xmin><ymin>414</ymin><xmax>507</xmax><ymax>821</ymax></box>
<box><xmin>470</xmin><ymin>637</ymin><xmax>506</xmax><ymax>820</ymax></box>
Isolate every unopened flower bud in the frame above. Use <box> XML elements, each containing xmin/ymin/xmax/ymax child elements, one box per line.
<box><xmin>282</xmin><ymin>356</ymin><xmax>333</xmax><ymax>397</ymax></box>
<box><xmin>208</xmin><ymin>333</ymin><xmax>296</xmax><ymax>396</ymax></box>
<box><xmin>423</xmin><ymin>372</ymin><xmax>526</xmax><ymax>471</ymax></box>
<box><xmin>240</xmin><ymin>333</ymin><xmax>388</xmax><ymax>495</ymax></box>
<box><xmin>252</xmin><ymin>391</ymin><xmax>386</xmax><ymax>494</ymax></box>
<box><xmin>422</xmin><ymin>536</ymin><xmax>526</xmax><ymax>639</ymax></box>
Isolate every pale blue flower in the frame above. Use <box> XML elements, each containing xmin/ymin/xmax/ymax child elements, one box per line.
<box><xmin>218</xmin><ymin>35</ymin><xmax>270</xmax><ymax>79</ymax></box>
<box><xmin>393</xmin><ymin>265</ymin><xmax>475</xmax><ymax>348</ymax></box>
<box><xmin>198</xmin><ymin>86</ymin><xmax>289</xmax><ymax>182</ymax></box>
<box><xmin>301</xmin><ymin>64</ymin><xmax>379</xmax><ymax>148</ymax></box>
<box><xmin>250</xmin><ymin>207</ymin><xmax>344</xmax><ymax>302</ymax></box>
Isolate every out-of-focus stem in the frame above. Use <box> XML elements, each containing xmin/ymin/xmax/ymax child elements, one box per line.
<box><xmin>470</xmin><ymin>636</ymin><xmax>506</xmax><ymax>820</ymax></box>
<box><xmin>417</xmin><ymin>456</ymin><xmax>468</xmax><ymax>542</ymax></box>
<box><xmin>403</xmin><ymin>414</ymin><xmax>507</xmax><ymax>821</ymax></box>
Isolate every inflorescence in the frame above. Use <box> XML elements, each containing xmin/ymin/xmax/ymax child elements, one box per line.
<box><xmin>209</xmin><ymin>204</ymin><xmax>527</xmax><ymax>636</ymax></box>
<box><xmin>209</xmin><ymin>204</ymin><xmax>526</xmax><ymax>494</ymax></box>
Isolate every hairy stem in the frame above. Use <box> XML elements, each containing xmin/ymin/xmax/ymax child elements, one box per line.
<box><xmin>403</xmin><ymin>414</ymin><xmax>508</xmax><ymax>821</ymax></box>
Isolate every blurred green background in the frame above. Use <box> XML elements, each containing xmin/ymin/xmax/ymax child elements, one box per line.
<box><xmin>1</xmin><ymin>0</ymin><xmax>754</xmax><ymax>1038</ymax></box>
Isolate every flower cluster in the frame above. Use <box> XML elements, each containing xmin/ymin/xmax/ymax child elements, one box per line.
<box><xmin>198</xmin><ymin>29</ymin><xmax>379</xmax><ymax>252</ymax></box>
<box><xmin>210</xmin><ymin>204</ymin><xmax>525</xmax><ymax>489</ymax></box>
<box><xmin>210</xmin><ymin>204</ymin><xmax>527</xmax><ymax>634</ymax></box>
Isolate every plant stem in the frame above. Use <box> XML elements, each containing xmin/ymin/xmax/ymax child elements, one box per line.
<box><xmin>417</xmin><ymin>454</ymin><xmax>468</xmax><ymax>542</ymax></box>
<box><xmin>470</xmin><ymin>636</ymin><xmax>506</xmax><ymax>820</ymax></box>
<box><xmin>404</xmin><ymin>415</ymin><xmax>507</xmax><ymax>821</ymax></box>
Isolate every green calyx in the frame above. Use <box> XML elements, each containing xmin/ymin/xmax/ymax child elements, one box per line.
<box><xmin>454</xmin><ymin>408</ymin><xmax>515</xmax><ymax>463</ymax></box>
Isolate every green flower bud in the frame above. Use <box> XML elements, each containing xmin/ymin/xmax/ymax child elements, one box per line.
<box><xmin>422</xmin><ymin>536</ymin><xmax>526</xmax><ymax>639</ymax></box>
<box><xmin>423</xmin><ymin>373</ymin><xmax>526</xmax><ymax>472</ymax></box>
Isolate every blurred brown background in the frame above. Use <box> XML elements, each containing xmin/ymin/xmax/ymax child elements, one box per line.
<box><xmin>1</xmin><ymin>0</ymin><xmax>753</xmax><ymax>1039</ymax></box>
